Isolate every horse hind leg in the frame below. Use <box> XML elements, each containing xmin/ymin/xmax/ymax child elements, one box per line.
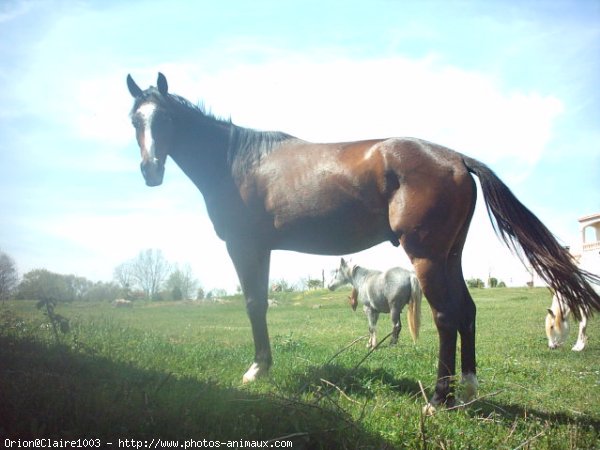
<box><xmin>451</xmin><ymin>219</ymin><xmax>479</xmax><ymax>403</ymax></box>
<box><xmin>448</xmin><ymin>197</ymin><xmax>478</xmax><ymax>403</ymax></box>
<box><xmin>411</xmin><ymin>235</ymin><xmax>477</xmax><ymax>407</ymax></box>
<box><xmin>412</xmin><ymin>257</ymin><xmax>459</xmax><ymax>408</ymax></box>
<box><xmin>457</xmin><ymin>292</ymin><xmax>477</xmax><ymax>402</ymax></box>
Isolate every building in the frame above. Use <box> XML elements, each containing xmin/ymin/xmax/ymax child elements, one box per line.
<box><xmin>574</xmin><ymin>212</ymin><xmax>600</xmax><ymax>276</ymax></box>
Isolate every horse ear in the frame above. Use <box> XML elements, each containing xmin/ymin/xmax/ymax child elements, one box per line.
<box><xmin>547</xmin><ymin>308</ymin><xmax>555</xmax><ymax>318</ymax></box>
<box><xmin>157</xmin><ymin>72</ymin><xmax>168</xmax><ymax>95</ymax></box>
<box><xmin>340</xmin><ymin>257</ymin><xmax>346</xmax><ymax>266</ymax></box>
<box><xmin>127</xmin><ymin>74</ymin><xmax>143</xmax><ymax>98</ymax></box>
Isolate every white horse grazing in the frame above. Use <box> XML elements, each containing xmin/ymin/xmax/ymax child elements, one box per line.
<box><xmin>328</xmin><ymin>258</ymin><xmax>422</xmax><ymax>349</ymax></box>
<box><xmin>112</xmin><ymin>298</ymin><xmax>133</xmax><ymax>308</ymax></box>
<box><xmin>545</xmin><ymin>285</ymin><xmax>598</xmax><ymax>351</ymax></box>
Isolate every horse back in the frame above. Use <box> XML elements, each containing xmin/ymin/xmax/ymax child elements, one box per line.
<box><xmin>363</xmin><ymin>267</ymin><xmax>413</xmax><ymax>313</ymax></box>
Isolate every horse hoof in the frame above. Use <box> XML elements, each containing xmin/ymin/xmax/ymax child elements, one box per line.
<box><xmin>242</xmin><ymin>363</ymin><xmax>266</xmax><ymax>383</ymax></box>
<box><xmin>571</xmin><ymin>343</ymin><xmax>585</xmax><ymax>351</ymax></box>
<box><xmin>460</xmin><ymin>373</ymin><xmax>478</xmax><ymax>402</ymax></box>
<box><xmin>422</xmin><ymin>403</ymin><xmax>437</xmax><ymax>416</ymax></box>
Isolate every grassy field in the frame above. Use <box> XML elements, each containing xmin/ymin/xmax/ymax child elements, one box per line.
<box><xmin>1</xmin><ymin>287</ymin><xmax>598</xmax><ymax>449</ymax></box>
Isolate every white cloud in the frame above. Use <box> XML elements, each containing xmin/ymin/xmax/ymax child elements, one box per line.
<box><xmin>74</xmin><ymin>73</ymin><xmax>135</xmax><ymax>147</ymax></box>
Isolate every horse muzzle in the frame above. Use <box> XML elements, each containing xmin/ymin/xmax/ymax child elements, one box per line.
<box><xmin>140</xmin><ymin>159</ymin><xmax>165</xmax><ymax>187</ymax></box>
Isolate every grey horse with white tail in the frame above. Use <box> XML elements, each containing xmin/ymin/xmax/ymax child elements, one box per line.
<box><xmin>328</xmin><ymin>258</ymin><xmax>423</xmax><ymax>348</ymax></box>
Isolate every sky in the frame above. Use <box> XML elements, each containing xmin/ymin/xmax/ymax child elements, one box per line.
<box><xmin>1</xmin><ymin>0</ymin><xmax>599</xmax><ymax>294</ymax></box>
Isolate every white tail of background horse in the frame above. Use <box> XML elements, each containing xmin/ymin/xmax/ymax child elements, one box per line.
<box><xmin>407</xmin><ymin>273</ymin><xmax>422</xmax><ymax>343</ymax></box>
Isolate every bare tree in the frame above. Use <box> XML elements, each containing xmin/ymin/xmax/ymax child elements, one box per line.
<box><xmin>113</xmin><ymin>261</ymin><xmax>134</xmax><ymax>297</ymax></box>
<box><xmin>0</xmin><ymin>251</ymin><xmax>18</xmax><ymax>302</ymax></box>
<box><xmin>165</xmin><ymin>263</ymin><xmax>198</xmax><ymax>300</ymax></box>
<box><xmin>130</xmin><ymin>249</ymin><xmax>171</xmax><ymax>300</ymax></box>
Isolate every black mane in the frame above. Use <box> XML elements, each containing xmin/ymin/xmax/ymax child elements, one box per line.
<box><xmin>228</xmin><ymin>125</ymin><xmax>295</xmax><ymax>174</ymax></box>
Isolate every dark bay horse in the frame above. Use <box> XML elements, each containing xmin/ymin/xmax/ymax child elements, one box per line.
<box><xmin>127</xmin><ymin>73</ymin><xmax>600</xmax><ymax>409</ymax></box>
<box><xmin>327</xmin><ymin>258</ymin><xmax>422</xmax><ymax>348</ymax></box>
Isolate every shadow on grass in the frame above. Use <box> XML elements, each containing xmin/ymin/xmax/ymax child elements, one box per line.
<box><xmin>288</xmin><ymin>363</ymin><xmax>423</xmax><ymax>400</ymax></box>
<box><xmin>0</xmin><ymin>336</ymin><xmax>391</xmax><ymax>449</ymax></box>
<box><xmin>290</xmin><ymin>363</ymin><xmax>600</xmax><ymax>433</ymax></box>
<box><xmin>468</xmin><ymin>398</ymin><xmax>600</xmax><ymax>430</ymax></box>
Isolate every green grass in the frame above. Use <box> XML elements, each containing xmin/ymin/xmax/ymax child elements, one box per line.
<box><xmin>1</xmin><ymin>288</ymin><xmax>598</xmax><ymax>449</ymax></box>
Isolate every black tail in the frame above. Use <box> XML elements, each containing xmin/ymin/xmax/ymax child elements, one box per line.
<box><xmin>463</xmin><ymin>156</ymin><xmax>600</xmax><ymax>320</ymax></box>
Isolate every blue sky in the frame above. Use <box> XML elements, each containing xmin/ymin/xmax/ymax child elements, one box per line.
<box><xmin>1</xmin><ymin>0</ymin><xmax>598</xmax><ymax>293</ymax></box>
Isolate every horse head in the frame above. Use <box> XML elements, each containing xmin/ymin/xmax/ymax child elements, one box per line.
<box><xmin>127</xmin><ymin>73</ymin><xmax>172</xmax><ymax>187</ymax></box>
<box><xmin>327</xmin><ymin>257</ymin><xmax>353</xmax><ymax>291</ymax></box>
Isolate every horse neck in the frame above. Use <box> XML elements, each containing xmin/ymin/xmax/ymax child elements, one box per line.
<box><xmin>168</xmin><ymin>110</ymin><xmax>232</xmax><ymax>192</ymax></box>
<box><xmin>350</xmin><ymin>265</ymin><xmax>372</xmax><ymax>289</ymax></box>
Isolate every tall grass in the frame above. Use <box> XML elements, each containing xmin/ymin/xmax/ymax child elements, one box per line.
<box><xmin>1</xmin><ymin>288</ymin><xmax>598</xmax><ymax>448</ymax></box>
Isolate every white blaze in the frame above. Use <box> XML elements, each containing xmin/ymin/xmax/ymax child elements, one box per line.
<box><xmin>137</xmin><ymin>102</ymin><xmax>157</xmax><ymax>160</ymax></box>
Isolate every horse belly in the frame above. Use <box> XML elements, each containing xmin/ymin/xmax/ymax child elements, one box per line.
<box><xmin>273</xmin><ymin>210</ymin><xmax>391</xmax><ymax>254</ymax></box>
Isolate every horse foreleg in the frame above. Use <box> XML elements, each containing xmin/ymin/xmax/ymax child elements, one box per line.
<box><xmin>390</xmin><ymin>304</ymin><xmax>401</xmax><ymax>345</ymax></box>
<box><xmin>227</xmin><ymin>241</ymin><xmax>272</xmax><ymax>383</ymax></box>
<box><xmin>572</xmin><ymin>311</ymin><xmax>588</xmax><ymax>351</ymax></box>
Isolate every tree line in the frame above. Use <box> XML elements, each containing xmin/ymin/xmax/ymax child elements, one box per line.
<box><xmin>1</xmin><ymin>248</ymin><xmax>331</xmax><ymax>304</ymax></box>
<box><xmin>114</xmin><ymin>249</ymin><xmax>199</xmax><ymax>300</ymax></box>
<box><xmin>0</xmin><ymin>248</ymin><xmax>204</xmax><ymax>303</ymax></box>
